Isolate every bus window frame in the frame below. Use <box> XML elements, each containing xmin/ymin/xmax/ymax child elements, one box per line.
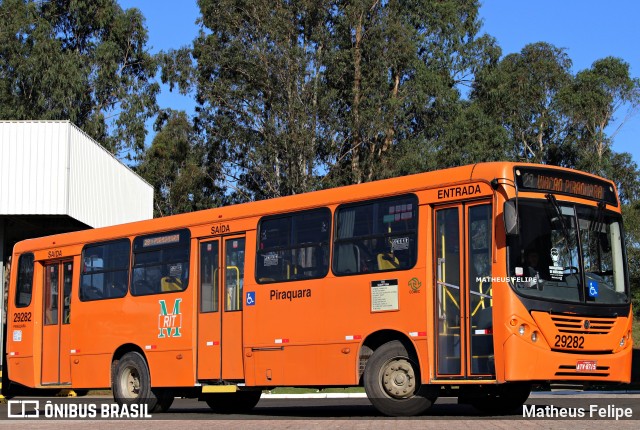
<box><xmin>255</xmin><ymin>207</ymin><xmax>332</xmax><ymax>284</ymax></box>
<box><xmin>332</xmin><ymin>193</ymin><xmax>419</xmax><ymax>277</ymax></box>
<box><xmin>130</xmin><ymin>228</ymin><xmax>191</xmax><ymax>296</ymax></box>
<box><xmin>14</xmin><ymin>252</ymin><xmax>35</xmax><ymax>308</ymax></box>
<box><xmin>80</xmin><ymin>238</ymin><xmax>131</xmax><ymax>302</ymax></box>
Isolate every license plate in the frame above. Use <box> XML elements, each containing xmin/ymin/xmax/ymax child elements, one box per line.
<box><xmin>576</xmin><ymin>360</ymin><xmax>597</xmax><ymax>371</ymax></box>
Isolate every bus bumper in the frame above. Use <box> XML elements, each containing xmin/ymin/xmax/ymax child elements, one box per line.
<box><xmin>502</xmin><ymin>334</ymin><xmax>632</xmax><ymax>384</ymax></box>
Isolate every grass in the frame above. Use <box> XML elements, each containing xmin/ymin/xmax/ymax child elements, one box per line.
<box><xmin>633</xmin><ymin>318</ymin><xmax>640</xmax><ymax>349</ymax></box>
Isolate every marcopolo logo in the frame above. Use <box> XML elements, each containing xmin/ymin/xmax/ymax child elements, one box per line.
<box><xmin>158</xmin><ymin>298</ymin><xmax>182</xmax><ymax>338</ymax></box>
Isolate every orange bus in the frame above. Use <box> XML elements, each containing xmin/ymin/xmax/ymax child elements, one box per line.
<box><xmin>2</xmin><ymin>162</ymin><xmax>633</xmax><ymax>416</ymax></box>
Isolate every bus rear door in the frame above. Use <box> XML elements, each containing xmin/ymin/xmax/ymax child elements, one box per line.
<box><xmin>41</xmin><ymin>260</ymin><xmax>73</xmax><ymax>385</ymax></box>
<box><xmin>197</xmin><ymin>235</ymin><xmax>246</xmax><ymax>381</ymax></box>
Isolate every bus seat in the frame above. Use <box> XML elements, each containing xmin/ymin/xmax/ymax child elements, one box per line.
<box><xmin>161</xmin><ymin>276</ymin><xmax>183</xmax><ymax>292</ymax></box>
<box><xmin>377</xmin><ymin>252</ymin><xmax>399</xmax><ymax>270</ymax></box>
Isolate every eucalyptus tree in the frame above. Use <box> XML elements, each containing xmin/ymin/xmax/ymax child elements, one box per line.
<box><xmin>0</xmin><ymin>0</ymin><xmax>159</xmax><ymax>158</ymax></box>
<box><xmin>137</xmin><ymin>110</ymin><xmax>216</xmax><ymax>216</ymax></box>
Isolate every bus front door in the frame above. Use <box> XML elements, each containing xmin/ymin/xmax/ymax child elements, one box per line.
<box><xmin>41</xmin><ymin>260</ymin><xmax>73</xmax><ymax>385</ymax></box>
<box><xmin>197</xmin><ymin>235</ymin><xmax>246</xmax><ymax>381</ymax></box>
<box><xmin>434</xmin><ymin>202</ymin><xmax>495</xmax><ymax>379</ymax></box>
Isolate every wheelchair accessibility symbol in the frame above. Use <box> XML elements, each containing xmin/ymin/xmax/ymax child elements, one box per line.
<box><xmin>588</xmin><ymin>281</ymin><xmax>599</xmax><ymax>298</ymax></box>
<box><xmin>246</xmin><ymin>292</ymin><xmax>256</xmax><ymax>306</ymax></box>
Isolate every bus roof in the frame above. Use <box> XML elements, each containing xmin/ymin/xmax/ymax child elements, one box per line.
<box><xmin>12</xmin><ymin>162</ymin><xmax>618</xmax><ymax>254</ymax></box>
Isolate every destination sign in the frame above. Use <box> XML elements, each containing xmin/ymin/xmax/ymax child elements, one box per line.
<box><xmin>515</xmin><ymin>167</ymin><xmax>618</xmax><ymax>206</ymax></box>
<box><xmin>143</xmin><ymin>234</ymin><xmax>180</xmax><ymax>248</ymax></box>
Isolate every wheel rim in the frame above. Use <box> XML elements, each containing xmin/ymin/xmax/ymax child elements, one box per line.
<box><xmin>380</xmin><ymin>357</ymin><xmax>417</xmax><ymax>399</ymax></box>
<box><xmin>119</xmin><ymin>365</ymin><xmax>141</xmax><ymax>398</ymax></box>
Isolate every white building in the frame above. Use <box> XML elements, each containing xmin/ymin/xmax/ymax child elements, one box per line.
<box><xmin>0</xmin><ymin>120</ymin><xmax>153</xmax><ymax>348</ymax></box>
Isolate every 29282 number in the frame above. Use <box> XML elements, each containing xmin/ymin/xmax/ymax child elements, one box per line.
<box><xmin>554</xmin><ymin>334</ymin><xmax>584</xmax><ymax>349</ymax></box>
<box><xmin>13</xmin><ymin>312</ymin><xmax>32</xmax><ymax>322</ymax></box>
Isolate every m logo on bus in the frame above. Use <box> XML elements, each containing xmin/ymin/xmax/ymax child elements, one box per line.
<box><xmin>158</xmin><ymin>298</ymin><xmax>182</xmax><ymax>338</ymax></box>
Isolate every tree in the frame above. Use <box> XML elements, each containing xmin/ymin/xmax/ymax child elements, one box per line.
<box><xmin>622</xmin><ymin>201</ymin><xmax>640</xmax><ymax>316</ymax></box>
<box><xmin>0</xmin><ymin>0</ymin><xmax>159</xmax><ymax>159</ymax></box>
<box><xmin>174</xmin><ymin>0</ymin><xmax>333</xmax><ymax>201</ymax></box>
<box><xmin>137</xmin><ymin>110</ymin><xmax>217</xmax><ymax>216</ymax></box>
<box><xmin>558</xmin><ymin>57</ymin><xmax>640</xmax><ymax>175</ymax></box>
<box><xmin>472</xmin><ymin>42</ymin><xmax>572</xmax><ymax>163</ymax></box>
<box><xmin>162</xmin><ymin>0</ymin><xmax>498</xmax><ymax>199</ymax></box>
<box><xmin>323</xmin><ymin>0</ymin><xmax>499</xmax><ymax>185</ymax></box>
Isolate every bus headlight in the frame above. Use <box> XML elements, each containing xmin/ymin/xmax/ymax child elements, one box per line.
<box><xmin>531</xmin><ymin>331</ymin><xmax>538</xmax><ymax>342</ymax></box>
<box><xmin>620</xmin><ymin>337</ymin><xmax>626</xmax><ymax>347</ymax></box>
<box><xmin>519</xmin><ymin>325</ymin><xmax>526</xmax><ymax>336</ymax></box>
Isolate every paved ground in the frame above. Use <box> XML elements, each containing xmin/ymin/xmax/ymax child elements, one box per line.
<box><xmin>1</xmin><ymin>393</ymin><xmax>638</xmax><ymax>429</ymax></box>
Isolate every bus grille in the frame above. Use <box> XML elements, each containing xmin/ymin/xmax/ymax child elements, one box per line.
<box><xmin>550</xmin><ymin>315</ymin><xmax>616</xmax><ymax>335</ymax></box>
<box><xmin>555</xmin><ymin>364</ymin><xmax>610</xmax><ymax>378</ymax></box>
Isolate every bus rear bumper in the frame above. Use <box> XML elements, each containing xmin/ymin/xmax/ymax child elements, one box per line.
<box><xmin>502</xmin><ymin>334</ymin><xmax>632</xmax><ymax>384</ymax></box>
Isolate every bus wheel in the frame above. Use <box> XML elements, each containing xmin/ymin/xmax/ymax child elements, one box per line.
<box><xmin>112</xmin><ymin>352</ymin><xmax>169</xmax><ymax>412</ymax></box>
<box><xmin>204</xmin><ymin>391</ymin><xmax>262</xmax><ymax>414</ymax></box>
<box><xmin>152</xmin><ymin>389</ymin><xmax>174</xmax><ymax>412</ymax></box>
<box><xmin>467</xmin><ymin>382</ymin><xmax>531</xmax><ymax>415</ymax></box>
<box><xmin>364</xmin><ymin>340</ymin><xmax>436</xmax><ymax>416</ymax></box>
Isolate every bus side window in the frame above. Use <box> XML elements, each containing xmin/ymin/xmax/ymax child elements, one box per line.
<box><xmin>334</xmin><ymin>195</ymin><xmax>418</xmax><ymax>275</ymax></box>
<box><xmin>15</xmin><ymin>253</ymin><xmax>35</xmax><ymax>308</ymax></box>
<box><xmin>131</xmin><ymin>229</ymin><xmax>191</xmax><ymax>296</ymax></box>
<box><xmin>80</xmin><ymin>240</ymin><xmax>130</xmax><ymax>301</ymax></box>
<box><xmin>256</xmin><ymin>209</ymin><xmax>330</xmax><ymax>284</ymax></box>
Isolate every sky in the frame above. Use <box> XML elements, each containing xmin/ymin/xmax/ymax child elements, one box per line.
<box><xmin>119</xmin><ymin>0</ymin><xmax>640</xmax><ymax>166</ymax></box>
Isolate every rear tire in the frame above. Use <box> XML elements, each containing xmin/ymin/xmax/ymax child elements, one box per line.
<box><xmin>364</xmin><ymin>340</ymin><xmax>437</xmax><ymax>416</ymax></box>
<box><xmin>204</xmin><ymin>390</ymin><xmax>262</xmax><ymax>414</ymax></box>
<box><xmin>112</xmin><ymin>352</ymin><xmax>172</xmax><ymax>412</ymax></box>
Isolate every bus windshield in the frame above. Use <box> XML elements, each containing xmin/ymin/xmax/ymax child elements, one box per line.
<box><xmin>507</xmin><ymin>199</ymin><xmax>628</xmax><ymax>305</ymax></box>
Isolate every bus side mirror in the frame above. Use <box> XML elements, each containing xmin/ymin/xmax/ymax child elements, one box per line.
<box><xmin>504</xmin><ymin>201</ymin><xmax>519</xmax><ymax>236</ymax></box>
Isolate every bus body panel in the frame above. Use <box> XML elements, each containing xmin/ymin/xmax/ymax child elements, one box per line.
<box><xmin>503</xmin><ymin>333</ymin><xmax>632</xmax><ymax>383</ymax></box>
<box><xmin>70</xmin><ymin>354</ymin><xmax>112</xmax><ymax>388</ymax></box>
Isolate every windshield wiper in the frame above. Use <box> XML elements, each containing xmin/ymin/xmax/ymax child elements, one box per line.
<box><xmin>589</xmin><ymin>201</ymin><xmax>606</xmax><ymax>233</ymax></box>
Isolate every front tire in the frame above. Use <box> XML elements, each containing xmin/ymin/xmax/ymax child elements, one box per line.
<box><xmin>364</xmin><ymin>340</ymin><xmax>437</xmax><ymax>416</ymax></box>
<box><xmin>111</xmin><ymin>351</ymin><xmax>173</xmax><ymax>412</ymax></box>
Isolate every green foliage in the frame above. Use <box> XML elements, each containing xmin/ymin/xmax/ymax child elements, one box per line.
<box><xmin>558</xmin><ymin>57</ymin><xmax>640</xmax><ymax>176</ymax></box>
<box><xmin>622</xmin><ymin>203</ymin><xmax>640</xmax><ymax>317</ymax></box>
<box><xmin>472</xmin><ymin>42</ymin><xmax>573</xmax><ymax>163</ymax></box>
<box><xmin>323</xmin><ymin>0</ymin><xmax>499</xmax><ymax>185</ymax></box>
<box><xmin>163</xmin><ymin>0</ymin><xmax>498</xmax><ymax>196</ymax></box>
<box><xmin>137</xmin><ymin>111</ymin><xmax>219</xmax><ymax>216</ymax></box>
<box><xmin>0</xmin><ymin>0</ymin><xmax>159</xmax><ymax>158</ymax></box>
<box><xmin>177</xmin><ymin>0</ymin><xmax>333</xmax><ymax>201</ymax></box>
